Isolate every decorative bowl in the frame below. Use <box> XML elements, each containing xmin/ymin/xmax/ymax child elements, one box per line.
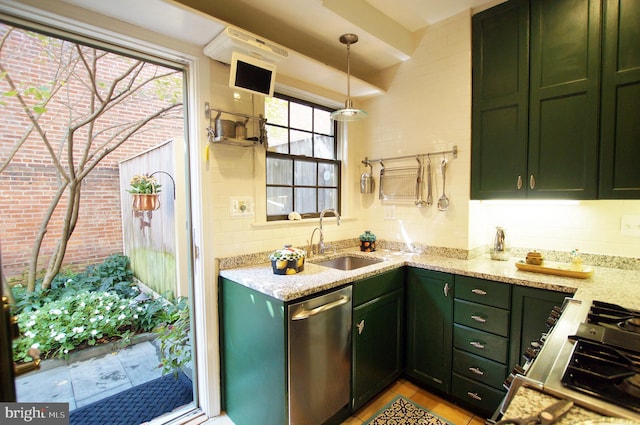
<box><xmin>269</xmin><ymin>245</ymin><xmax>306</xmax><ymax>275</ymax></box>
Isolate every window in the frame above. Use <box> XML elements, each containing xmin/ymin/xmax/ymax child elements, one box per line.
<box><xmin>265</xmin><ymin>94</ymin><xmax>340</xmax><ymax>221</ymax></box>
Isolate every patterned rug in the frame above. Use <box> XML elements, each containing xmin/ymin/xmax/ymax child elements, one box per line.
<box><xmin>364</xmin><ymin>396</ymin><xmax>453</xmax><ymax>425</ymax></box>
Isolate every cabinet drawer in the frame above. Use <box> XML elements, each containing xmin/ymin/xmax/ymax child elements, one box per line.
<box><xmin>451</xmin><ymin>372</ymin><xmax>506</xmax><ymax>415</ymax></box>
<box><xmin>353</xmin><ymin>268</ymin><xmax>404</xmax><ymax>306</ymax></box>
<box><xmin>455</xmin><ymin>276</ymin><xmax>510</xmax><ymax>309</ymax></box>
<box><xmin>453</xmin><ymin>324</ymin><xmax>508</xmax><ymax>363</ymax></box>
<box><xmin>454</xmin><ymin>299</ymin><xmax>509</xmax><ymax>337</ymax></box>
<box><xmin>452</xmin><ymin>348</ymin><xmax>508</xmax><ymax>390</ymax></box>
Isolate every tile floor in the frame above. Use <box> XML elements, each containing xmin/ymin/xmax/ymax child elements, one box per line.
<box><xmin>343</xmin><ymin>378</ymin><xmax>487</xmax><ymax>425</ymax></box>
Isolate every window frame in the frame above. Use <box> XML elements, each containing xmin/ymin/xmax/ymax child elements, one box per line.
<box><xmin>265</xmin><ymin>93</ymin><xmax>340</xmax><ymax>222</ymax></box>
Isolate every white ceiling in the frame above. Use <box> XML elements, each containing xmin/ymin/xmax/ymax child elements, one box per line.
<box><xmin>57</xmin><ymin>0</ymin><xmax>500</xmax><ymax>98</ymax></box>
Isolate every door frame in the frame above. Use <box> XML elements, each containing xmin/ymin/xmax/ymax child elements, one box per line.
<box><xmin>0</xmin><ymin>0</ymin><xmax>218</xmax><ymax>418</ymax></box>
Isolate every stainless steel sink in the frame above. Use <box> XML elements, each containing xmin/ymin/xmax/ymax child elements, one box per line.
<box><xmin>314</xmin><ymin>255</ymin><xmax>383</xmax><ymax>271</ymax></box>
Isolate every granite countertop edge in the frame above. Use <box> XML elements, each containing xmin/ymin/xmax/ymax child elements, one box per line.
<box><xmin>218</xmin><ymin>248</ymin><xmax>640</xmax><ymax>307</ymax></box>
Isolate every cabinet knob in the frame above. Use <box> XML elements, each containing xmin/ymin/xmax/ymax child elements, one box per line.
<box><xmin>529</xmin><ymin>174</ymin><xmax>536</xmax><ymax>189</ymax></box>
<box><xmin>443</xmin><ymin>283</ymin><xmax>450</xmax><ymax>297</ymax></box>
<box><xmin>471</xmin><ymin>288</ymin><xmax>487</xmax><ymax>296</ymax></box>
<box><xmin>357</xmin><ymin>319</ymin><xmax>365</xmax><ymax>335</ymax></box>
<box><xmin>517</xmin><ymin>175</ymin><xmax>523</xmax><ymax>190</ymax></box>
<box><xmin>471</xmin><ymin>314</ymin><xmax>487</xmax><ymax>323</ymax></box>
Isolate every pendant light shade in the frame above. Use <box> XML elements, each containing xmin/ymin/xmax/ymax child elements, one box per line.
<box><xmin>331</xmin><ymin>34</ymin><xmax>367</xmax><ymax>121</ymax></box>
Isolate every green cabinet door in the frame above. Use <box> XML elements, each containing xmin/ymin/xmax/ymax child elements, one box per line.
<box><xmin>471</xmin><ymin>0</ymin><xmax>529</xmax><ymax>199</ymax></box>
<box><xmin>599</xmin><ymin>0</ymin><xmax>640</xmax><ymax>198</ymax></box>
<box><xmin>509</xmin><ymin>285</ymin><xmax>569</xmax><ymax>371</ymax></box>
<box><xmin>219</xmin><ymin>277</ymin><xmax>287</xmax><ymax>425</ymax></box>
<box><xmin>528</xmin><ymin>0</ymin><xmax>601</xmax><ymax>199</ymax></box>
<box><xmin>352</xmin><ymin>288</ymin><xmax>404</xmax><ymax>411</ymax></box>
<box><xmin>405</xmin><ymin>268</ymin><xmax>453</xmax><ymax>393</ymax></box>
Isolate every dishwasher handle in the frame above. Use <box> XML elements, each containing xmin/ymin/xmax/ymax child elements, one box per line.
<box><xmin>291</xmin><ymin>295</ymin><xmax>350</xmax><ymax>321</ymax></box>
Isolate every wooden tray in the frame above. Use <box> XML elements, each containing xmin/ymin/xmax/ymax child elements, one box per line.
<box><xmin>515</xmin><ymin>261</ymin><xmax>594</xmax><ymax>279</ymax></box>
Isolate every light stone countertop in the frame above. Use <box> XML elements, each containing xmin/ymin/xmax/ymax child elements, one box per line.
<box><xmin>218</xmin><ymin>248</ymin><xmax>640</xmax><ymax>308</ymax></box>
<box><xmin>218</xmin><ymin>248</ymin><xmax>640</xmax><ymax>421</ymax></box>
<box><xmin>501</xmin><ymin>386</ymin><xmax>622</xmax><ymax>424</ymax></box>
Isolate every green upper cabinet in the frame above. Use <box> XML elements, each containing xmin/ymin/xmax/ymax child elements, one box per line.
<box><xmin>405</xmin><ymin>268</ymin><xmax>454</xmax><ymax>393</ymax></box>
<box><xmin>471</xmin><ymin>0</ymin><xmax>529</xmax><ymax>199</ymax></box>
<box><xmin>472</xmin><ymin>0</ymin><xmax>640</xmax><ymax>200</ymax></box>
<box><xmin>528</xmin><ymin>0</ymin><xmax>601</xmax><ymax>199</ymax></box>
<box><xmin>599</xmin><ymin>0</ymin><xmax>640</xmax><ymax>198</ymax></box>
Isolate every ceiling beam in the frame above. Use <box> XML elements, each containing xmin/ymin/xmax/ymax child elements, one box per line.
<box><xmin>322</xmin><ymin>0</ymin><xmax>414</xmax><ymax>60</ymax></box>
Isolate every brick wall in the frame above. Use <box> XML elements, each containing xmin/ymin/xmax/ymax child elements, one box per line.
<box><xmin>0</xmin><ymin>25</ymin><xmax>183</xmax><ymax>282</ymax></box>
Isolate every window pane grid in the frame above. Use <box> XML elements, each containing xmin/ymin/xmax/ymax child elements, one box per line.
<box><xmin>265</xmin><ymin>94</ymin><xmax>339</xmax><ymax>221</ymax></box>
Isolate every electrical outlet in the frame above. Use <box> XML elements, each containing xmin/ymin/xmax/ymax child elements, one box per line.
<box><xmin>230</xmin><ymin>197</ymin><xmax>254</xmax><ymax>217</ymax></box>
<box><xmin>620</xmin><ymin>215</ymin><xmax>640</xmax><ymax>237</ymax></box>
<box><xmin>384</xmin><ymin>205</ymin><xmax>396</xmax><ymax>220</ymax></box>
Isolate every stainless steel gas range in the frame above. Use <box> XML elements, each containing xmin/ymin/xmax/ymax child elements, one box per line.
<box><xmin>499</xmin><ymin>297</ymin><xmax>640</xmax><ymax>422</ymax></box>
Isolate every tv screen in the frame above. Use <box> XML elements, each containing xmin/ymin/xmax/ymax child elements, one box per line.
<box><xmin>229</xmin><ymin>51</ymin><xmax>276</xmax><ymax>97</ymax></box>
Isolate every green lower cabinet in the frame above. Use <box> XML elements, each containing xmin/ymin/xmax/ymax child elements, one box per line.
<box><xmin>219</xmin><ymin>277</ymin><xmax>287</xmax><ymax>425</ymax></box>
<box><xmin>405</xmin><ymin>268</ymin><xmax>454</xmax><ymax>394</ymax></box>
<box><xmin>352</xmin><ymin>288</ymin><xmax>404</xmax><ymax>411</ymax></box>
<box><xmin>509</xmin><ymin>285</ymin><xmax>569</xmax><ymax>371</ymax></box>
<box><xmin>451</xmin><ymin>373</ymin><xmax>506</xmax><ymax>416</ymax></box>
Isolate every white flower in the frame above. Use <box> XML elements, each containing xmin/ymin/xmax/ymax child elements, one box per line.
<box><xmin>119</xmin><ymin>305</ymin><xmax>126</xmax><ymax>310</ymax></box>
<box><xmin>98</xmin><ymin>315</ymin><xmax>104</xmax><ymax>320</ymax></box>
<box><xmin>64</xmin><ymin>349</ymin><xmax>68</xmax><ymax>354</ymax></box>
<box><xmin>50</xmin><ymin>309</ymin><xmax>62</xmax><ymax>315</ymax></box>
<box><xmin>137</xmin><ymin>307</ymin><xmax>143</xmax><ymax>312</ymax></box>
<box><xmin>31</xmin><ymin>343</ymin><xmax>39</xmax><ymax>349</ymax></box>
<box><xmin>66</xmin><ymin>278</ymin><xmax>73</xmax><ymax>284</ymax></box>
<box><xmin>29</xmin><ymin>315</ymin><xmax>36</xmax><ymax>320</ymax></box>
<box><xmin>54</xmin><ymin>332</ymin><xmax>65</xmax><ymax>341</ymax></box>
<box><xmin>90</xmin><ymin>317</ymin><xmax>97</xmax><ymax>323</ymax></box>
<box><xmin>117</xmin><ymin>314</ymin><xmax>126</xmax><ymax>321</ymax></box>
<box><xmin>25</xmin><ymin>320</ymin><xmax>36</xmax><ymax>328</ymax></box>
<box><xmin>72</xmin><ymin>327</ymin><xmax>84</xmax><ymax>333</ymax></box>
<box><xmin>90</xmin><ymin>330</ymin><xmax>98</xmax><ymax>336</ymax></box>
<box><xmin>133</xmin><ymin>314</ymin><xmax>138</xmax><ymax>319</ymax></box>
<box><xmin>80</xmin><ymin>302</ymin><xmax>86</xmax><ymax>307</ymax></box>
<box><xmin>105</xmin><ymin>306</ymin><xmax>111</xmax><ymax>311</ymax></box>
<box><xmin>25</xmin><ymin>331</ymin><xmax>36</xmax><ymax>338</ymax></box>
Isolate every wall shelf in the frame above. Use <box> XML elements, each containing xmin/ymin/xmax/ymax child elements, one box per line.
<box><xmin>205</xmin><ymin>102</ymin><xmax>267</xmax><ymax>147</ymax></box>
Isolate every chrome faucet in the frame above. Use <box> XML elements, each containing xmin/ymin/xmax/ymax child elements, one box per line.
<box><xmin>318</xmin><ymin>208</ymin><xmax>341</xmax><ymax>254</ymax></box>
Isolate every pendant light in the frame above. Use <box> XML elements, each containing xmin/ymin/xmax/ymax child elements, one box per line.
<box><xmin>330</xmin><ymin>34</ymin><xmax>368</xmax><ymax>121</ymax></box>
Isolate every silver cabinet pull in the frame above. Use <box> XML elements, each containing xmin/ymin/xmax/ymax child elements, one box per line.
<box><xmin>471</xmin><ymin>315</ymin><xmax>487</xmax><ymax>323</ymax></box>
<box><xmin>357</xmin><ymin>319</ymin><xmax>365</xmax><ymax>335</ymax></box>
<box><xmin>529</xmin><ymin>174</ymin><xmax>535</xmax><ymax>189</ymax></box>
<box><xmin>470</xmin><ymin>341</ymin><xmax>485</xmax><ymax>349</ymax></box>
<box><xmin>443</xmin><ymin>283</ymin><xmax>450</xmax><ymax>297</ymax></box>
<box><xmin>517</xmin><ymin>175</ymin><xmax>523</xmax><ymax>190</ymax></box>
<box><xmin>467</xmin><ymin>392</ymin><xmax>482</xmax><ymax>401</ymax></box>
<box><xmin>471</xmin><ymin>289</ymin><xmax>487</xmax><ymax>296</ymax></box>
<box><xmin>469</xmin><ymin>367</ymin><xmax>484</xmax><ymax>376</ymax></box>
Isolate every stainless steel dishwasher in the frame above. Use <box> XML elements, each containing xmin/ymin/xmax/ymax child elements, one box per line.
<box><xmin>288</xmin><ymin>285</ymin><xmax>352</xmax><ymax>425</ymax></box>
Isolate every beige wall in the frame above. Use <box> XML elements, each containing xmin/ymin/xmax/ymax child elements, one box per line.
<box><xmin>206</xmin><ymin>9</ymin><xmax>640</xmax><ymax>260</ymax></box>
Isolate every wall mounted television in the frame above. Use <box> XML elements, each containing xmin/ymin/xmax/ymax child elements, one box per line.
<box><xmin>229</xmin><ymin>51</ymin><xmax>277</xmax><ymax>97</ymax></box>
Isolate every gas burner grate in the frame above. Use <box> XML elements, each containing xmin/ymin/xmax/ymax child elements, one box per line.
<box><xmin>562</xmin><ymin>339</ymin><xmax>640</xmax><ymax>413</ymax></box>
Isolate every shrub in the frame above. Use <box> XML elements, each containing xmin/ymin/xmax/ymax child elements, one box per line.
<box><xmin>155</xmin><ymin>297</ymin><xmax>191</xmax><ymax>376</ymax></box>
<box><xmin>10</xmin><ymin>254</ymin><xmax>179</xmax><ymax>363</ymax></box>
<box><xmin>13</xmin><ymin>291</ymin><xmax>137</xmax><ymax>361</ymax></box>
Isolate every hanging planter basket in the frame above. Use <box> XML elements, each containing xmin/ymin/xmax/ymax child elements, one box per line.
<box><xmin>132</xmin><ymin>193</ymin><xmax>160</xmax><ymax>211</ymax></box>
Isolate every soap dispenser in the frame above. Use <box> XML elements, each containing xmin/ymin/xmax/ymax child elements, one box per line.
<box><xmin>490</xmin><ymin>226</ymin><xmax>510</xmax><ymax>261</ymax></box>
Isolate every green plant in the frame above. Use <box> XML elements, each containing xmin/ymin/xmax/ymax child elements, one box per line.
<box><xmin>155</xmin><ymin>297</ymin><xmax>191</xmax><ymax>376</ymax></box>
<box><xmin>11</xmin><ymin>254</ymin><xmax>136</xmax><ymax>316</ymax></box>
<box><xmin>127</xmin><ymin>174</ymin><xmax>162</xmax><ymax>194</ymax></box>
<box><xmin>12</xmin><ymin>291</ymin><xmax>136</xmax><ymax>361</ymax></box>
